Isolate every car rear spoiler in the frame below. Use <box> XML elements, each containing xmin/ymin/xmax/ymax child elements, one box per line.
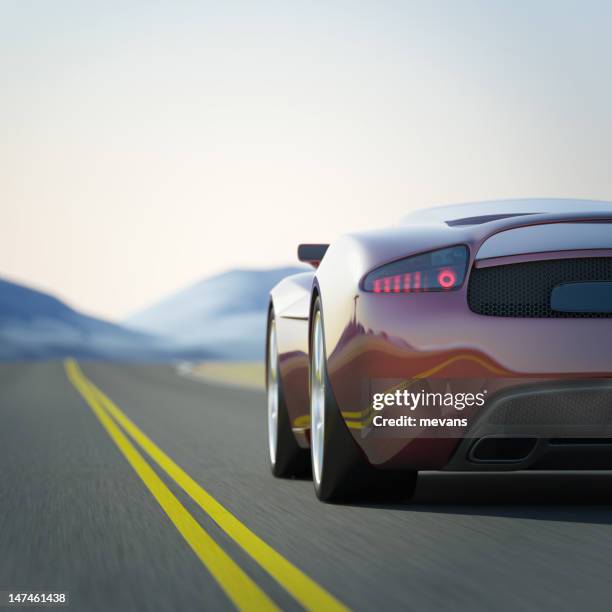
<box><xmin>297</xmin><ymin>244</ymin><xmax>329</xmax><ymax>268</ymax></box>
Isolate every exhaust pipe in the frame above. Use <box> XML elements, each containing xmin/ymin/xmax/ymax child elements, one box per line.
<box><xmin>469</xmin><ymin>437</ymin><xmax>538</xmax><ymax>463</ymax></box>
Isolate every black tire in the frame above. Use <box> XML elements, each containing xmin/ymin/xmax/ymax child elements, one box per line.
<box><xmin>310</xmin><ymin>296</ymin><xmax>418</xmax><ymax>502</ymax></box>
<box><xmin>267</xmin><ymin>308</ymin><xmax>310</xmax><ymax>478</ymax></box>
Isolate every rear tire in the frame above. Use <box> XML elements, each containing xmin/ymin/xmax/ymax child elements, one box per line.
<box><xmin>267</xmin><ymin>309</ymin><xmax>310</xmax><ymax>478</ymax></box>
<box><xmin>310</xmin><ymin>297</ymin><xmax>418</xmax><ymax>502</ymax></box>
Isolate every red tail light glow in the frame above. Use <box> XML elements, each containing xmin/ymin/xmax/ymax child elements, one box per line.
<box><xmin>437</xmin><ymin>268</ymin><xmax>457</xmax><ymax>289</ymax></box>
<box><xmin>363</xmin><ymin>246</ymin><xmax>468</xmax><ymax>294</ymax></box>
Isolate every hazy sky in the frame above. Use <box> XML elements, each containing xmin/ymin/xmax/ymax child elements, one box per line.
<box><xmin>2</xmin><ymin>1</ymin><xmax>612</xmax><ymax>320</ymax></box>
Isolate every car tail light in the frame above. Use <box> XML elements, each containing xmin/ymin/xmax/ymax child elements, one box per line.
<box><xmin>363</xmin><ymin>245</ymin><xmax>469</xmax><ymax>293</ymax></box>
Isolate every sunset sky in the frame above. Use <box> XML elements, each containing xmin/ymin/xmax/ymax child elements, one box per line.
<box><xmin>3</xmin><ymin>1</ymin><xmax>612</xmax><ymax>320</ymax></box>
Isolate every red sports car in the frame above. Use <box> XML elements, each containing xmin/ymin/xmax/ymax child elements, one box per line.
<box><xmin>266</xmin><ymin>199</ymin><xmax>612</xmax><ymax>502</ymax></box>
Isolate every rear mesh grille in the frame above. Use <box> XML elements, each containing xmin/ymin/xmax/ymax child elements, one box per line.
<box><xmin>468</xmin><ymin>257</ymin><xmax>612</xmax><ymax>317</ymax></box>
<box><xmin>487</xmin><ymin>389</ymin><xmax>612</xmax><ymax>426</ymax></box>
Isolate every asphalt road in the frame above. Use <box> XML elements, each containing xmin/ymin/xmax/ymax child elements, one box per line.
<box><xmin>2</xmin><ymin>361</ymin><xmax>612</xmax><ymax>611</ymax></box>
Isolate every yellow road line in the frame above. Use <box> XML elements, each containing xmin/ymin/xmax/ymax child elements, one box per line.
<box><xmin>292</xmin><ymin>415</ymin><xmax>311</xmax><ymax>429</ymax></box>
<box><xmin>64</xmin><ymin>359</ymin><xmax>278</xmax><ymax>612</ymax></box>
<box><xmin>66</xmin><ymin>360</ymin><xmax>348</xmax><ymax>612</ymax></box>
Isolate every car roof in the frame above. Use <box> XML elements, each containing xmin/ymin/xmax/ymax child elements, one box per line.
<box><xmin>399</xmin><ymin>198</ymin><xmax>612</xmax><ymax>226</ymax></box>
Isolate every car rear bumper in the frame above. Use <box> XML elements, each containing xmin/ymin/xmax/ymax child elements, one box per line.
<box><xmin>445</xmin><ymin>379</ymin><xmax>612</xmax><ymax>471</ymax></box>
<box><xmin>327</xmin><ymin>292</ymin><xmax>612</xmax><ymax>469</ymax></box>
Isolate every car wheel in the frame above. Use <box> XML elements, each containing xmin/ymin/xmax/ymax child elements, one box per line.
<box><xmin>310</xmin><ymin>297</ymin><xmax>418</xmax><ymax>502</ymax></box>
<box><xmin>267</xmin><ymin>309</ymin><xmax>310</xmax><ymax>478</ymax></box>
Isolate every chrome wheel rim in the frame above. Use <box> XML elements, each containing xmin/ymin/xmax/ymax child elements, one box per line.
<box><xmin>267</xmin><ymin>319</ymin><xmax>279</xmax><ymax>466</ymax></box>
<box><xmin>311</xmin><ymin>311</ymin><xmax>325</xmax><ymax>487</ymax></box>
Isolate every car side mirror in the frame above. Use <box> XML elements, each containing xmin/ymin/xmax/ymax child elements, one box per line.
<box><xmin>297</xmin><ymin>244</ymin><xmax>329</xmax><ymax>268</ymax></box>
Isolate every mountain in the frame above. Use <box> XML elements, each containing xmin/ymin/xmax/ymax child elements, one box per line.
<box><xmin>125</xmin><ymin>267</ymin><xmax>306</xmax><ymax>360</ymax></box>
<box><xmin>0</xmin><ymin>278</ymin><xmax>200</xmax><ymax>361</ymax></box>
<box><xmin>0</xmin><ymin>266</ymin><xmax>306</xmax><ymax>362</ymax></box>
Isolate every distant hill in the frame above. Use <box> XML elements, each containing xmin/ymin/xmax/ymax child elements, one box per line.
<box><xmin>125</xmin><ymin>267</ymin><xmax>306</xmax><ymax>360</ymax></box>
<box><xmin>0</xmin><ymin>278</ymin><xmax>204</xmax><ymax>361</ymax></box>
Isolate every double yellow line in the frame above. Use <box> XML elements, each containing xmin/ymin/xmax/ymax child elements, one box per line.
<box><xmin>64</xmin><ymin>359</ymin><xmax>347</xmax><ymax>612</ymax></box>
